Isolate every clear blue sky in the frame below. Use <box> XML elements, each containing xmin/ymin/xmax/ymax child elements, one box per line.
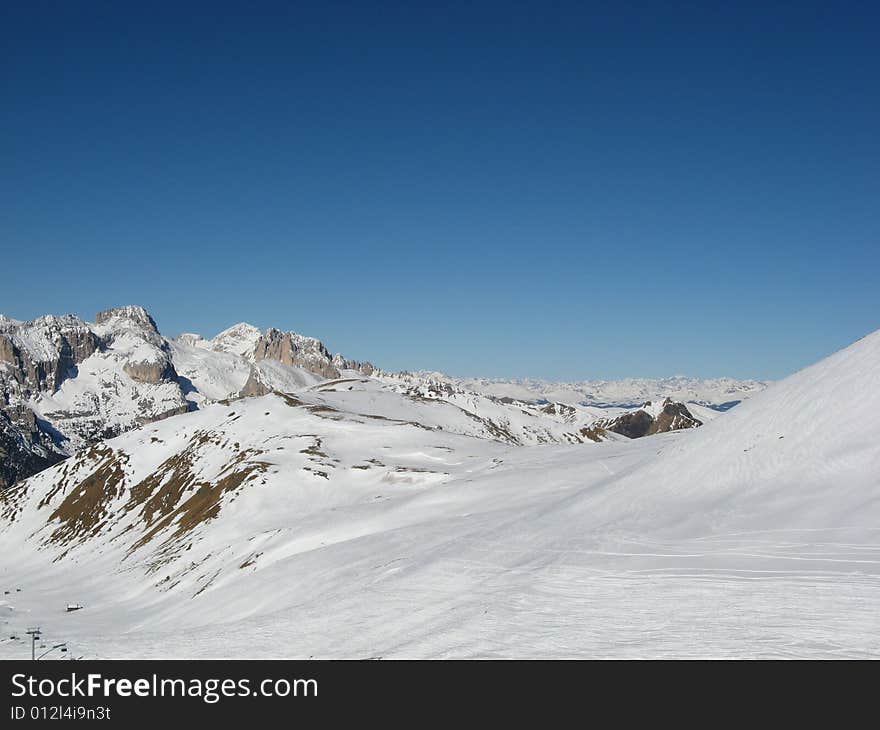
<box><xmin>2</xmin><ymin>1</ymin><xmax>877</xmax><ymax>380</ymax></box>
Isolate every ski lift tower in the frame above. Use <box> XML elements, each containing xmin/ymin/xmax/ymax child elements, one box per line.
<box><xmin>25</xmin><ymin>627</ymin><xmax>41</xmax><ymax>661</ymax></box>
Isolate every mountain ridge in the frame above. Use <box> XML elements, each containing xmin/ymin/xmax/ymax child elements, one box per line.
<box><xmin>1</xmin><ymin>304</ymin><xmax>764</xmax><ymax>488</ymax></box>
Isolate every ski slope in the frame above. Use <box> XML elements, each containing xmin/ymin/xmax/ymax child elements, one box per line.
<box><xmin>1</xmin><ymin>331</ymin><xmax>879</xmax><ymax>658</ymax></box>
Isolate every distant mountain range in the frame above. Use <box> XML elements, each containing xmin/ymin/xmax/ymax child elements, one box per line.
<box><xmin>401</xmin><ymin>371</ymin><xmax>768</xmax><ymax>409</ymax></box>
<box><xmin>0</xmin><ymin>305</ymin><xmax>765</xmax><ymax>488</ymax></box>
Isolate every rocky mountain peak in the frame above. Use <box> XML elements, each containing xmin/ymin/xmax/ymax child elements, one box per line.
<box><xmin>94</xmin><ymin>305</ymin><xmax>159</xmax><ymax>333</ymax></box>
<box><xmin>0</xmin><ymin>313</ymin><xmax>100</xmax><ymax>392</ymax></box>
<box><xmin>252</xmin><ymin>328</ymin><xmax>338</xmax><ymax>379</ymax></box>
<box><xmin>1</xmin><ymin>307</ymin><xmax>382</xmax><ymax>490</ymax></box>
<box><xmin>332</xmin><ymin>353</ymin><xmax>376</xmax><ymax>376</ymax></box>
<box><xmin>596</xmin><ymin>398</ymin><xmax>702</xmax><ymax>439</ymax></box>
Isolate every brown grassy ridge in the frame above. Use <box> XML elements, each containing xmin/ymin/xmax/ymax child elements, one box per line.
<box><xmin>46</xmin><ymin>445</ymin><xmax>129</xmax><ymax>545</ymax></box>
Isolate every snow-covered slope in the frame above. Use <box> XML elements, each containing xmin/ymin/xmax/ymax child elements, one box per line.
<box><xmin>1</xmin><ymin>329</ymin><xmax>878</xmax><ymax>658</ymax></box>
<box><xmin>592</xmin><ymin>329</ymin><xmax>880</xmax><ymax>536</ymax></box>
<box><xmin>204</xmin><ymin>322</ymin><xmax>263</xmax><ymax>358</ymax></box>
<box><xmin>168</xmin><ymin>339</ymin><xmax>323</xmax><ymax>407</ymax></box>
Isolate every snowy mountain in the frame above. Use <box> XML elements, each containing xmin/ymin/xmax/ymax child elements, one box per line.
<box><xmin>1</xmin><ymin>305</ymin><xmax>746</xmax><ymax>488</ymax></box>
<box><xmin>0</xmin><ymin>328</ymin><xmax>877</xmax><ymax>658</ymax></box>
<box><xmin>0</xmin><ymin>306</ymin><xmax>374</xmax><ymax>484</ymax></box>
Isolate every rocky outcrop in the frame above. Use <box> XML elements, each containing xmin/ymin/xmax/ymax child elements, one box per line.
<box><xmin>122</xmin><ymin>358</ymin><xmax>176</xmax><ymax>384</ymax></box>
<box><xmin>647</xmin><ymin>399</ymin><xmax>702</xmax><ymax>435</ymax></box>
<box><xmin>0</xmin><ymin>314</ymin><xmax>105</xmax><ymax>487</ymax></box>
<box><xmin>332</xmin><ymin>353</ymin><xmax>375</xmax><ymax>376</ymax></box>
<box><xmin>207</xmin><ymin>323</ymin><xmax>374</xmax><ymax>380</ymax></box>
<box><xmin>253</xmin><ymin>328</ymin><xmax>340</xmax><ymax>379</ymax></box>
<box><xmin>0</xmin><ymin>314</ymin><xmax>101</xmax><ymax>393</ymax></box>
<box><xmin>237</xmin><ymin>367</ymin><xmax>271</xmax><ymax>398</ymax></box>
<box><xmin>597</xmin><ymin>398</ymin><xmax>702</xmax><ymax>439</ymax></box>
<box><xmin>0</xmin><ymin>307</ymin><xmax>190</xmax><ymax>487</ymax></box>
<box><xmin>95</xmin><ymin>305</ymin><xmax>160</xmax><ymax>331</ymax></box>
<box><xmin>597</xmin><ymin>410</ymin><xmax>654</xmax><ymax>439</ymax></box>
<box><xmin>96</xmin><ymin>306</ymin><xmax>179</xmax><ymax>384</ymax></box>
<box><xmin>0</xmin><ymin>411</ymin><xmax>65</xmax><ymax>489</ymax></box>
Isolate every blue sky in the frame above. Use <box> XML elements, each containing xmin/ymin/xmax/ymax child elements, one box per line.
<box><xmin>2</xmin><ymin>2</ymin><xmax>877</xmax><ymax>380</ymax></box>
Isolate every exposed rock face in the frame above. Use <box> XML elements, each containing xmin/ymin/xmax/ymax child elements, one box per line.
<box><xmin>597</xmin><ymin>398</ymin><xmax>702</xmax><ymax>439</ymax></box>
<box><xmin>205</xmin><ymin>323</ymin><xmax>374</xmax><ymax>380</ymax></box>
<box><xmin>253</xmin><ymin>328</ymin><xmax>340</xmax><ymax>379</ymax></box>
<box><xmin>0</xmin><ymin>410</ymin><xmax>65</xmax><ymax>489</ymax></box>
<box><xmin>0</xmin><ymin>306</ymin><xmax>188</xmax><ymax>487</ymax></box>
<box><xmin>237</xmin><ymin>367</ymin><xmax>272</xmax><ymax>398</ymax></box>
<box><xmin>0</xmin><ymin>314</ymin><xmax>100</xmax><ymax>393</ymax></box>
<box><xmin>95</xmin><ymin>305</ymin><xmax>159</xmax><ymax>332</ymax></box>
<box><xmin>332</xmin><ymin>353</ymin><xmax>375</xmax><ymax>376</ymax></box>
<box><xmin>598</xmin><ymin>410</ymin><xmax>654</xmax><ymax>439</ymax></box>
<box><xmin>122</xmin><ymin>359</ymin><xmax>176</xmax><ymax>384</ymax></box>
<box><xmin>95</xmin><ymin>305</ymin><xmax>179</xmax><ymax>384</ymax></box>
<box><xmin>1</xmin><ymin>307</ymin><xmax>378</xmax><ymax>488</ymax></box>
<box><xmin>578</xmin><ymin>424</ymin><xmax>607</xmax><ymax>443</ymax></box>
<box><xmin>0</xmin><ymin>314</ymin><xmax>105</xmax><ymax>486</ymax></box>
<box><xmin>539</xmin><ymin>402</ymin><xmax>578</xmax><ymax>421</ymax></box>
<box><xmin>647</xmin><ymin>399</ymin><xmax>702</xmax><ymax>435</ymax></box>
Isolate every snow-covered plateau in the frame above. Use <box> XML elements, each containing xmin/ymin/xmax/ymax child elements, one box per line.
<box><xmin>1</xmin><ymin>321</ymin><xmax>878</xmax><ymax>658</ymax></box>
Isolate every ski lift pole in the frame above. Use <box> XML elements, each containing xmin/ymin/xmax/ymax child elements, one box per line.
<box><xmin>25</xmin><ymin>627</ymin><xmax>41</xmax><ymax>661</ymax></box>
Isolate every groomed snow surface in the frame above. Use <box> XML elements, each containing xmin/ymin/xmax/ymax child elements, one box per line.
<box><xmin>2</xmin><ymin>331</ymin><xmax>879</xmax><ymax>659</ymax></box>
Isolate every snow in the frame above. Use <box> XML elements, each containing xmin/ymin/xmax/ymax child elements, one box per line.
<box><xmin>4</xmin><ymin>307</ymin><xmax>660</xmax><ymax>464</ymax></box>
<box><xmin>208</xmin><ymin>322</ymin><xmax>262</xmax><ymax>358</ymax></box>
<box><xmin>681</xmin><ymin>401</ymin><xmax>724</xmax><ymax>422</ymax></box>
<box><xmin>3</xmin><ymin>314</ymin><xmax>91</xmax><ymax>363</ymax></box>
<box><xmin>168</xmin><ymin>339</ymin><xmax>253</xmax><ymax>402</ymax></box>
<box><xmin>28</xmin><ymin>350</ymin><xmax>186</xmax><ymax>451</ymax></box>
<box><xmin>252</xmin><ymin>359</ymin><xmax>323</xmax><ymax>390</ymax></box>
<box><xmin>399</xmin><ymin>372</ymin><xmax>770</xmax><ymax>408</ymax></box>
<box><xmin>1</xmin><ymin>330</ymin><xmax>879</xmax><ymax>658</ymax></box>
<box><xmin>175</xmin><ymin>332</ymin><xmax>208</xmax><ymax>348</ymax></box>
<box><xmin>638</xmin><ymin>399</ymin><xmax>668</xmax><ymax>418</ymax></box>
<box><xmin>169</xmin><ymin>340</ymin><xmax>326</xmax><ymax>404</ymax></box>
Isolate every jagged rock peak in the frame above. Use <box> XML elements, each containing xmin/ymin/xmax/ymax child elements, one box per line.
<box><xmin>95</xmin><ymin>305</ymin><xmax>159</xmax><ymax>332</ymax></box>
<box><xmin>332</xmin><ymin>353</ymin><xmax>375</xmax><ymax>376</ymax></box>
<box><xmin>1</xmin><ymin>312</ymin><xmax>90</xmax><ymax>333</ymax></box>
<box><xmin>253</xmin><ymin>328</ymin><xmax>339</xmax><ymax>379</ymax></box>
<box><xmin>0</xmin><ymin>314</ymin><xmax>101</xmax><ymax>391</ymax></box>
